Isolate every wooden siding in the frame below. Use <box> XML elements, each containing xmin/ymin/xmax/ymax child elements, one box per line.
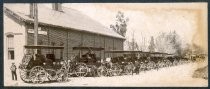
<box><xmin>26</xmin><ymin>25</ymin><xmax>124</xmax><ymax>60</ymax></box>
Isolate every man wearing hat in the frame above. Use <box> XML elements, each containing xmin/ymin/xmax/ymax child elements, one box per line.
<box><xmin>10</xmin><ymin>63</ymin><xmax>17</xmax><ymax>80</ymax></box>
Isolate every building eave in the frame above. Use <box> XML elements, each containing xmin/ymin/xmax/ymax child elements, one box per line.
<box><xmin>4</xmin><ymin>7</ymin><xmax>27</xmax><ymax>23</ymax></box>
<box><xmin>4</xmin><ymin>6</ymin><xmax>126</xmax><ymax>40</ymax></box>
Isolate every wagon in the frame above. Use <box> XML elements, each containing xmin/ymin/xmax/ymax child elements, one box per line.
<box><xmin>105</xmin><ymin>50</ymin><xmax>143</xmax><ymax>75</ymax></box>
<box><xmin>67</xmin><ymin>46</ymin><xmax>107</xmax><ymax>77</ymax></box>
<box><xmin>19</xmin><ymin>45</ymin><xmax>68</xmax><ymax>84</ymax></box>
<box><xmin>105</xmin><ymin>51</ymin><xmax>173</xmax><ymax>74</ymax></box>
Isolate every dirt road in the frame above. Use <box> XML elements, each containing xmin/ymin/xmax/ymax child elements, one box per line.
<box><xmin>5</xmin><ymin>62</ymin><xmax>207</xmax><ymax>87</ymax></box>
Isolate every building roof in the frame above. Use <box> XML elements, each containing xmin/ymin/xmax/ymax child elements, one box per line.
<box><xmin>4</xmin><ymin>4</ymin><xmax>125</xmax><ymax>39</ymax></box>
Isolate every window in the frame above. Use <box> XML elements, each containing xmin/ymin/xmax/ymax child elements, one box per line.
<box><xmin>8</xmin><ymin>50</ymin><xmax>14</xmax><ymax>59</ymax></box>
<box><xmin>7</xmin><ymin>34</ymin><xmax>14</xmax><ymax>60</ymax></box>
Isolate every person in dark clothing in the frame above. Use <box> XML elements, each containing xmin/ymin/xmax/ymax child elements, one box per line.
<box><xmin>134</xmin><ymin>61</ymin><xmax>140</xmax><ymax>74</ymax></box>
<box><xmin>10</xmin><ymin>63</ymin><xmax>17</xmax><ymax>80</ymax></box>
<box><xmin>34</xmin><ymin>49</ymin><xmax>45</xmax><ymax>66</ymax></box>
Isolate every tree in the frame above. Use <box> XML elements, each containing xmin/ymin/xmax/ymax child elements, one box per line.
<box><xmin>110</xmin><ymin>11</ymin><xmax>129</xmax><ymax>37</ymax></box>
<box><xmin>155</xmin><ymin>31</ymin><xmax>182</xmax><ymax>55</ymax></box>
<box><xmin>148</xmin><ymin>36</ymin><xmax>155</xmax><ymax>52</ymax></box>
<box><xmin>125</xmin><ymin>31</ymin><xmax>140</xmax><ymax>51</ymax></box>
<box><xmin>111</xmin><ymin>11</ymin><xmax>133</xmax><ymax>51</ymax></box>
<box><xmin>126</xmin><ymin>40</ymin><xmax>140</xmax><ymax>51</ymax></box>
<box><xmin>155</xmin><ymin>32</ymin><xmax>166</xmax><ymax>53</ymax></box>
<box><xmin>171</xmin><ymin>31</ymin><xmax>182</xmax><ymax>55</ymax></box>
<box><xmin>181</xmin><ymin>43</ymin><xmax>192</xmax><ymax>57</ymax></box>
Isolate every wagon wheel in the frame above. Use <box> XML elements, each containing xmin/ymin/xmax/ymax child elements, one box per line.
<box><xmin>124</xmin><ymin>65</ymin><xmax>133</xmax><ymax>75</ymax></box>
<box><xmin>57</xmin><ymin>66</ymin><xmax>68</xmax><ymax>82</ymax></box>
<box><xmin>19</xmin><ymin>69</ymin><xmax>31</xmax><ymax>83</ymax></box>
<box><xmin>149</xmin><ymin>62</ymin><xmax>155</xmax><ymax>70</ymax></box>
<box><xmin>67</xmin><ymin>63</ymin><xmax>76</xmax><ymax>77</ymax></box>
<box><xmin>67</xmin><ymin>67</ymin><xmax>74</xmax><ymax>78</ymax></box>
<box><xmin>147</xmin><ymin>62</ymin><xmax>153</xmax><ymax>70</ymax></box>
<box><xmin>97</xmin><ymin>66</ymin><xmax>108</xmax><ymax>77</ymax></box>
<box><xmin>87</xmin><ymin>65</ymin><xmax>98</xmax><ymax>77</ymax></box>
<box><xmin>111</xmin><ymin>64</ymin><xmax>122</xmax><ymax>76</ymax></box>
<box><xmin>29</xmin><ymin>66</ymin><xmax>47</xmax><ymax>84</ymax></box>
<box><xmin>139</xmin><ymin>64</ymin><xmax>146</xmax><ymax>72</ymax></box>
<box><xmin>46</xmin><ymin>69</ymin><xmax>58</xmax><ymax>81</ymax></box>
<box><xmin>75</xmin><ymin>63</ymin><xmax>88</xmax><ymax>77</ymax></box>
<box><xmin>124</xmin><ymin>68</ymin><xmax>132</xmax><ymax>75</ymax></box>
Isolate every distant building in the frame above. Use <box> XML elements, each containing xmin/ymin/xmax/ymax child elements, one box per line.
<box><xmin>4</xmin><ymin>3</ymin><xmax>125</xmax><ymax>71</ymax></box>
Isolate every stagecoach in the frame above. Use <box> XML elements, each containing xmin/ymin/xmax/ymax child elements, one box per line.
<box><xmin>147</xmin><ymin>52</ymin><xmax>169</xmax><ymax>70</ymax></box>
<box><xmin>67</xmin><ymin>46</ymin><xmax>107</xmax><ymax>77</ymax></box>
<box><xmin>105</xmin><ymin>50</ymin><xmax>142</xmax><ymax>75</ymax></box>
<box><xmin>19</xmin><ymin>45</ymin><xmax>68</xmax><ymax>84</ymax></box>
<box><xmin>105</xmin><ymin>51</ymin><xmax>174</xmax><ymax>74</ymax></box>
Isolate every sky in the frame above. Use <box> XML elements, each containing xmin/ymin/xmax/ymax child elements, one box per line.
<box><xmin>45</xmin><ymin>3</ymin><xmax>207</xmax><ymax>51</ymax></box>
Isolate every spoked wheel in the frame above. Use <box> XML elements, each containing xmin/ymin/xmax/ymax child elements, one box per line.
<box><xmin>87</xmin><ymin>65</ymin><xmax>98</xmax><ymax>77</ymax></box>
<box><xmin>124</xmin><ymin>64</ymin><xmax>134</xmax><ymax>75</ymax></box>
<box><xmin>111</xmin><ymin>64</ymin><xmax>122</xmax><ymax>76</ymax></box>
<box><xmin>147</xmin><ymin>62</ymin><xmax>155</xmax><ymax>70</ymax></box>
<box><xmin>57</xmin><ymin>66</ymin><xmax>68</xmax><ymax>82</ymax></box>
<box><xmin>29</xmin><ymin>66</ymin><xmax>47</xmax><ymax>84</ymax></box>
<box><xmin>46</xmin><ymin>69</ymin><xmax>58</xmax><ymax>81</ymax></box>
<box><xmin>139</xmin><ymin>64</ymin><xmax>146</xmax><ymax>72</ymax></box>
<box><xmin>67</xmin><ymin>71</ymin><xmax>74</xmax><ymax>78</ymax></box>
<box><xmin>124</xmin><ymin>67</ymin><xmax>133</xmax><ymax>75</ymax></box>
<box><xmin>19</xmin><ymin>69</ymin><xmax>31</xmax><ymax>83</ymax></box>
<box><xmin>67</xmin><ymin>65</ymin><xmax>75</xmax><ymax>78</ymax></box>
<box><xmin>97</xmin><ymin>66</ymin><xmax>108</xmax><ymax>77</ymax></box>
<box><xmin>75</xmin><ymin>63</ymin><xmax>88</xmax><ymax>77</ymax></box>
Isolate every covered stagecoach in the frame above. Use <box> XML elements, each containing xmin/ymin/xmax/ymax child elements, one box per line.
<box><xmin>105</xmin><ymin>50</ymin><xmax>176</xmax><ymax>74</ymax></box>
<box><xmin>105</xmin><ymin>50</ymin><xmax>143</xmax><ymax>75</ymax></box>
<box><xmin>67</xmin><ymin>46</ymin><xmax>108</xmax><ymax>77</ymax></box>
<box><xmin>19</xmin><ymin>45</ymin><xmax>68</xmax><ymax>84</ymax></box>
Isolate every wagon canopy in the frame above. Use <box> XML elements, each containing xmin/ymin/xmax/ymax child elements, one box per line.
<box><xmin>150</xmin><ymin>52</ymin><xmax>168</xmax><ymax>57</ymax></box>
<box><xmin>105</xmin><ymin>50</ymin><xmax>172</xmax><ymax>57</ymax></box>
<box><xmin>73</xmin><ymin>47</ymin><xmax>104</xmax><ymax>51</ymax></box>
<box><xmin>105</xmin><ymin>50</ymin><xmax>143</xmax><ymax>53</ymax></box>
<box><xmin>24</xmin><ymin>45</ymin><xmax>64</xmax><ymax>49</ymax></box>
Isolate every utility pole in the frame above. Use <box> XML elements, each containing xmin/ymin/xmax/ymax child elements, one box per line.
<box><xmin>34</xmin><ymin>3</ymin><xmax>38</xmax><ymax>54</ymax></box>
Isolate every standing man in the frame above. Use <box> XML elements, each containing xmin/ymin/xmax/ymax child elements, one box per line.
<box><xmin>134</xmin><ymin>61</ymin><xmax>140</xmax><ymax>74</ymax></box>
<box><xmin>10</xmin><ymin>63</ymin><xmax>17</xmax><ymax>80</ymax></box>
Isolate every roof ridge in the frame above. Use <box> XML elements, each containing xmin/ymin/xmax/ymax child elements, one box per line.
<box><xmin>4</xmin><ymin>3</ymin><xmax>125</xmax><ymax>39</ymax></box>
<box><xmin>61</xmin><ymin>6</ymin><xmax>116</xmax><ymax>33</ymax></box>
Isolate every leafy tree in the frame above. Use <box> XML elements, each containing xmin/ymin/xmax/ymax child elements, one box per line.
<box><xmin>155</xmin><ymin>32</ymin><xmax>166</xmax><ymax>53</ymax></box>
<box><xmin>155</xmin><ymin>31</ymin><xmax>182</xmax><ymax>55</ymax></box>
<box><xmin>110</xmin><ymin>11</ymin><xmax>129</xmax><ymax>37</ymax></box>
<box><xmin>148</xmin><ymin>36</ymin><xmax>155</xmax><ymax>52</ymax></box>
<box><xmin>126</xmin><ymin>40</ymin><xmax>140</xmax><ymax>51</ymax></box>
<box><xmin>171</xmin><ymin>31</ymin><xmax>182</xmax><ymax>55</ymax></box>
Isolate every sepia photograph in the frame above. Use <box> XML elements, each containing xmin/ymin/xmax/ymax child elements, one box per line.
<box><xmin>3</xmin><ymin>3</ymin><xmax>208</xmax><ymax>87</ymax></box>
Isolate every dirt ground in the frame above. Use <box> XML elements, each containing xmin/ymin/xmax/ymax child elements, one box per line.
<box><xmin>4</xmin><ymin>60</ymin><xmax>208</xmax><ymax>87</ymax></box>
